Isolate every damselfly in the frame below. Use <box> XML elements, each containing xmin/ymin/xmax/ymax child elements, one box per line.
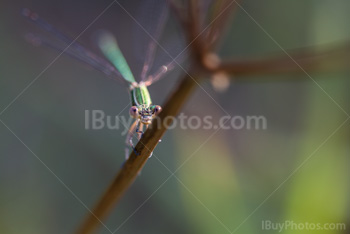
<box><xmin>22</xmin><ymin>1</ymin><xmax>183</xmax><ymax>159</ymax></box>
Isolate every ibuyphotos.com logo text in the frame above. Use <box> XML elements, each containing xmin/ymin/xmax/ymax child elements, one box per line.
<box><xmin>85</xmin><ymin>110</ymin><xmax>267</xmax><ymax>135</ymax></box>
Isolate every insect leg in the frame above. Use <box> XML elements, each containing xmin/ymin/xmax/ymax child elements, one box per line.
<box><xmin>136</xmin><ymin>122</ymin><xmax>144</xmax><ymax>139</ymax></box>
<box><xmin>125</xmin><ymin>119</ymin><xmax>139</xmax><ymax>159</ymax></box>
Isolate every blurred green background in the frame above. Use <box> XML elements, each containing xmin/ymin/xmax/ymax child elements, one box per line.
<box><xmin>0</xmin><ymin>0</ymin><xmax>349</xmax><ymax>233</ymax></box>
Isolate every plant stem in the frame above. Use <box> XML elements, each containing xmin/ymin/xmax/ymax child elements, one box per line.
<box><xmin>214</xmin><ymin>42</ymin><xmax>350</xmax><ymax>76</ymax></box>
<box><xmin>76</xmin><ymin>74</ymin><xmax>198</xmax><ymax>234</ymax></box>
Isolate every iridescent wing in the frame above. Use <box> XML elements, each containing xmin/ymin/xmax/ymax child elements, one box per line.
<box><xmin>25</xmin><ymin>33</ymin><xmax>118</xmax><ymax>77</ymax></box>
<box><xmin>22</xmin><ymin>8</ymin><xmax>127</xmax><ymax>84</ymax></box>
<box><xmin>142</xmin><ymin>6</ymin><xmax>188</xmax><ymax>86</ymax></box>
<box><xmin>131</xmin><ymin>0</ymin><xmax>169</xmax><ymax>81</ymax></box>
<box><xmin>96</xmin><ymin>31</ymin><xmax>136</xmax><ymax>84</ymax></box>
<box><xmin>143</xmin><ymin>37</ymin><xmax>188</xmax><ymax>86</ymax></box>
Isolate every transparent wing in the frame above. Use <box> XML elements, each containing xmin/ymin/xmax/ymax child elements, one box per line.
<box><xmin>143</xmin><ymin>51</ymin><xmax>187</xmax><ymax>86</ymax></box>
<box><xmin>97</xmin><ymin>31</ymin><xmax>136</xmax><ymax>84</ymax></box>
<box><xmin>25</xmin><ymin>33</ymin><xmax>120</xmax><ymax>80</ymax></box>
<box><xmin>143</xmin><ymin>13</ymin><xmax>188</xmax><ymax>86</ymax></box>
<box><xmin>131</xmin><ymin>0</ymin><xmax>169</xmax><ymax>80</ymax></box>
<box><xmin>22</xmin><ymin>8</ymin><xmax>127</xmax><ymax>84</ymax></box>
<box><xmin>143</xmin><ymin>58</ymin><xmax>185</xmax><ymax>86</ymax></box>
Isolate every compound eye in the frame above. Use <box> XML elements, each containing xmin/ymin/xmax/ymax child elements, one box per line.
<box><xmin>129</xmin><ymin>106</ymin><xmax>139</xmax><ymax>118</ymax></box>
<box><xmin>153</xmin><ymin>105</ymin><xmax>162</xmax><ymax>115</ymax></box>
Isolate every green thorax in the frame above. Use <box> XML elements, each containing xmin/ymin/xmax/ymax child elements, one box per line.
<box><xmin>130</xmin><ymin>83</ymin><xmax>152</xmax><ymax>107</ymax></box>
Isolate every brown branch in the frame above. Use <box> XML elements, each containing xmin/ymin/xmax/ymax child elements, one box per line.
<box><xmin>187</xmin><ymin>0</ymin><xmax>205</xmax><ymax>60</ymax></box>
<box><xmin>76</xmin><ymin>74</ymin><xmax>198</xmax><ymax>234</ymax></box>
<box><xmin>214</xmin><ymin>42</ymin><xmax>350</xmax><ymax>76</ymax></box>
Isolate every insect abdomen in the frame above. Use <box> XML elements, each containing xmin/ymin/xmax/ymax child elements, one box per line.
<box><xmin>130</xmin><ymin>84</ymin><xmax>152</xmax><ymax>106</ymax></box>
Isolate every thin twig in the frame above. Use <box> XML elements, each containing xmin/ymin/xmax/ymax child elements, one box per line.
<box><xmin>77</xmin><ymin>74</ymin><xmax>198</xmax><ymax>234</ymax></box>
<box><xmin>187</xmin><ymin>0</ymin><xmax>205</xmax><ymax>60</ymax></box>
<box><xmin>212</xmin><ymin>42</ymin><xmax>350</xmax><ymax>76</ymax></box>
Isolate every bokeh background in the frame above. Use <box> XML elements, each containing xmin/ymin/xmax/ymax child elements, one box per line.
<box><xmin>1</xmin><ymin>0</ymin><xmax>349</xmax><ymax>233</ymax></box>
